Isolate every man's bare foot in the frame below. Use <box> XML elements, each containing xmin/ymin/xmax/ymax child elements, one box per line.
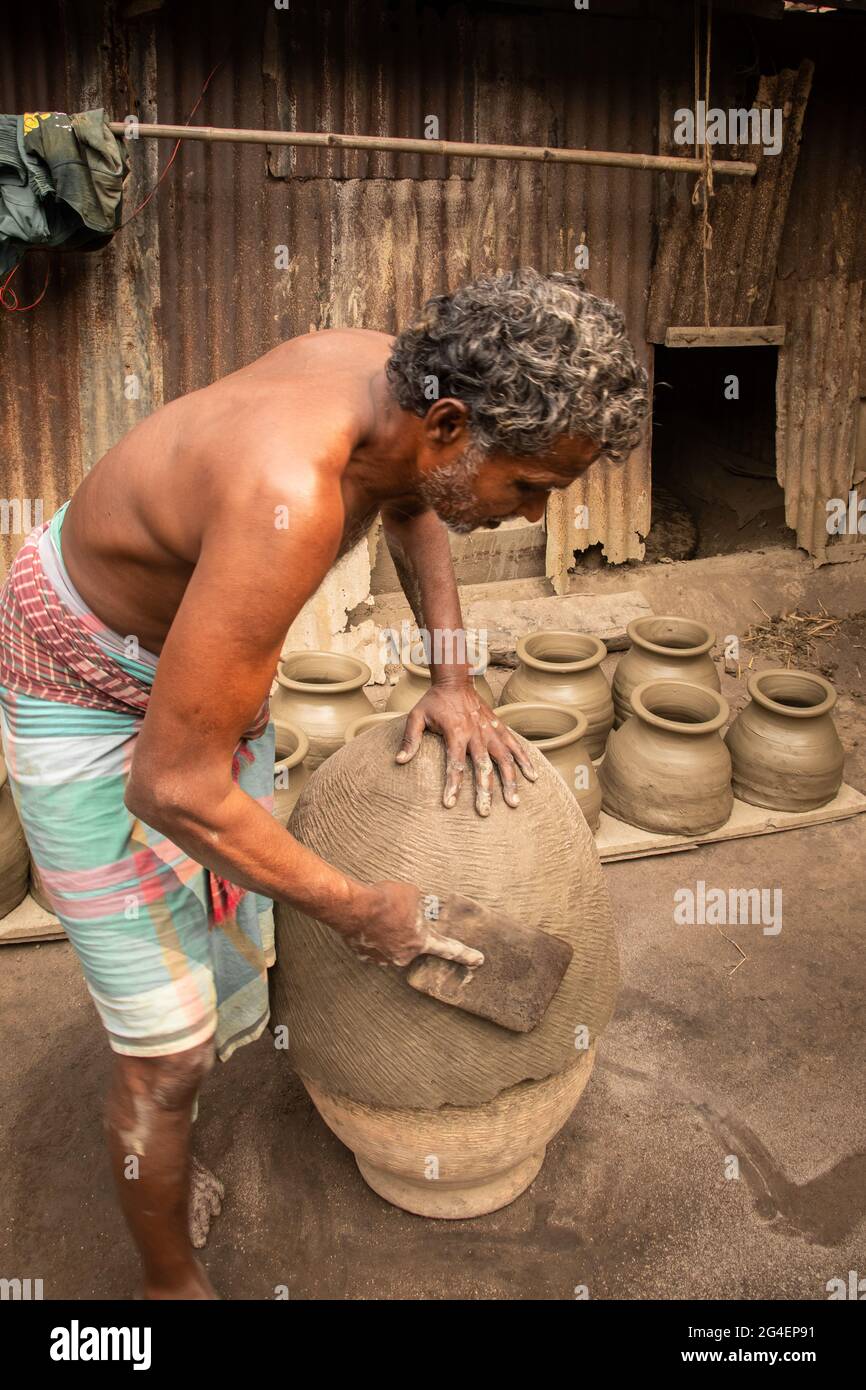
<box><xmin>189</xmin><ymin>1156</ymin><xmax>224</xmax><ymax>1249</ymax></box>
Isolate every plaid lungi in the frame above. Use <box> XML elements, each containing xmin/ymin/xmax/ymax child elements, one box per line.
<box><xmin>0</xmin><ymin>505</ymin><xmax>275</xmax><ymax>1059</ymax></box>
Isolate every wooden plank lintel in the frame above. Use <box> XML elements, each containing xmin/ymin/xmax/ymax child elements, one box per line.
<box><xmin>665</xmin><ymin>325</ymin><xmax>786</xmax><ymax>348</ymax></box>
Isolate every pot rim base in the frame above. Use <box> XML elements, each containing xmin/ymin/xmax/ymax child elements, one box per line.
<box><xmin>731</xmin><ymin>779</ymin><xmax>841</xmax><ymax>814</ymax></box>
<box><xmin>355</xmin><ymin>1150</ymin><xmax>546</xmax><ymax>1218</ymax></box>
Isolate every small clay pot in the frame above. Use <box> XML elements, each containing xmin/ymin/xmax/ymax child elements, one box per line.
<box><xmin>272</xmin><ymin>719</ymin><xmax>311</xmax><ymax>826</ymax></box>
<box><xmin>0</xmin><ymin>756</ymin><xmax>29</xmax><ymax>919</ymax></box>
<box><xmin>344</xmin><ymin>711</ymin><xmax>405</xmax><ymax>742</ymax></box>
<box><xmin>301</xmin><ymin>1049</ymin><xmax>595</xmax><ymax>1219</ymax></box>
<box><xmin>385</xmin><ymin>657</ymin><xmax>495</xmax><ymax>714</ymax></box>
<box><xmin>612</xmin><ymin>616</ymin><xmax>720</xmax><ymax>726</ymax></box>
<box><xmin>599</xmin><ymin>679</ymin><xmax>733</xmax><ymax>835</ymax></box>
<box><xmin>494</xmin><ymin>702</ymin><xmax>601</xmax><ymax>832</ymax></box>
<box><xmin>726</xmin><ymin>668</ymin><xmax>844</xmax><ymax>811</ymax></box>
<box><xmin>502</xmin><ymin>631</ymin><xmax>613</xmax><ymax>758</ymax></box>
<box><xmin>271</xmin><ymin>651</ymin><xmax>373</xmax><ymax>768</ymax></box>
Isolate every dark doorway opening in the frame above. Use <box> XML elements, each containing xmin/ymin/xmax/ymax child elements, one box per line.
<box><xmin>647</xmin><ymin>345</ymin><xmax>795</xmax><ymax>561</ymax></box>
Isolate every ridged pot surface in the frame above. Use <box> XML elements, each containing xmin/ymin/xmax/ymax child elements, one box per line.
<box><xmin>302</xmin><ymin>1049</ymin><xmax>595</xmax><ymax>1218</ymax></box>
<box><xmin>272</xmin><ymin>719</ymin><xmax>311</xmax><ymax>826</ymax></box>
<box><xmin>612</xmin><ymin>616</ymin><xmax>719</xmax><ymax>726</ymax></box>
<box><xmin>502</xmin><ymin>631</ymin><xmax>613</xmax><ymax>758</ymax></box>
<box><xmin>271</xmin><ymin>651</ymin><xmax>373</xmax><ymax>768</ymax></box>
<box><xmin>599</xmin><ymin>680</ymin><xmax>733</xmax><ymax>835</ymax></box>
<box><xmin>726</xmin><ymin>669</ymin><xmax>844</xmax><ymax>811</ymax></box>
<box><xmin>0</xmin><ymin>757</ymin><xmax>30</xmax><ymax>919</ymax></box>
<box><xmin>385</xmin><ymin>660</ymin><xmax>495</xmax><ymax>714</ymax></box>
<box><xmin>270</xmin><ymin>719</ymin><xmax>618</xmax><ymax>1112</ymax></box>
<box><xmin>495</xmin><ymin>702</ymin><xmax>601</xmax><ymax>832</ymax></box>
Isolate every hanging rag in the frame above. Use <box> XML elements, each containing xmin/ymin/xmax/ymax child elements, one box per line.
<box><xmin>0</xmin><ymin>109</ymin><xmax>128</xmax><ymax>276</ymax></box>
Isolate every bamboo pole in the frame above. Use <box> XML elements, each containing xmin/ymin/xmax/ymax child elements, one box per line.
<box><xmin>108</xmin><ymin>121</ymin><xmax>757</xmax><ymax>178</ymax></box>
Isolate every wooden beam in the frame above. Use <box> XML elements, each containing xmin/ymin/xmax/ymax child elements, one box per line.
<box><xmin>108</xmin><ymin>122</ymin><xmax>758</xmax><ymax>178</ymax></box>
<box><xmin>665</xmin><ymin>325</ymin><xmax>786</xmax><ymax>347</ymax></box>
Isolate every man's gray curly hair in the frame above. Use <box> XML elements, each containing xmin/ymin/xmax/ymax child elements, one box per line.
<box><xmin>386</xmin><ymin>268</ymin><xmax>648</xmax><ymax>462</ymax></box>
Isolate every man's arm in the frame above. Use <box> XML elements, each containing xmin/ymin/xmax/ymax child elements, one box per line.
<box><xmin>125</xmin><ymin>467</ymin><xmax>481</xmax><ymax>970</ymax></box>
<box><xmin>382</xmin><ymin>504</ymin><xmax>471</xmax><ymax>683</ymax></box>
<box><xmin>381</xmin><ymin>504</ymin><xmax>535</xmax><ymax>814</ymax></box>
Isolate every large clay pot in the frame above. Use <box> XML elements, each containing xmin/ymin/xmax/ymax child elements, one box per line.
<box><xmin>344</xmin><ymin>711</ymin><xmax>405</xmax><ymax>742</ymax></box>
<box><xmin>494</xmin><ymin>702</ymin><xmax>601</xmax><ymax>832</ymax></box>
<box><xmin>270</xmin><ymin>719</ymin><xmax>618</xmax><ymax>1217</ymax></box>
<box><xmin>502</xmin><ymin>632</ymin><xmax>613</xmax><ymax>758</ymax></box>
<box><xmin>726</xmin><ymin>668</ymin><xmax>844</xmax><ymax>811</ymax></box>
<box><xmin>271</xmin><ymin>651</ymin><xmax>373</xmax><ymax>768</ymax></box>
<box><xmin>385</xmin><ymin>657</ymin><xmax>495</xmax><ymax>714</ymax></box>
<box><xmin>303</xmin><ymin>1050</ymin><xmax>595</xmax><ymax>1219</ymax></box>
<box><xmin>612</xmin><ymin>616</ymin><xmax>720</xmax><ymax>726</ymax></box>
<box><xmin>272</xmin><ymin>719</ymin><xmax>311</xmax><ymax>826</ymax></box>
<box><xmin>599</xmin><ymin>679</ymin><xmax>733</xmax><ymax>834</ymax></box>
<box><xmin>0</xmin><ymin>755</ymin><xmax>29</xmax><ymax>918</ymax></box>
<box><xmin>29</xmin><ymin>860</ymin><xmax>55</xmax><ymax>914</ymax></box>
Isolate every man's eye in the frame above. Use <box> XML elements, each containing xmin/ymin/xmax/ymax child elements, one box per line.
<box><xmin>515</xmin><ymin>480</ymin><xmax>535</xmax><ymax>493</ymax></box>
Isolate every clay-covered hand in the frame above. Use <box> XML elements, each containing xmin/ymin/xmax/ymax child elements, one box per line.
<box><xmin>339</xmin><ymin>881</ymin><xmax>485</xmax><ymax>970</ymax></box>
<box><xmin>395</xmin><ymin>681</ymin><xmax>537</xmax><ymax>816</ymax></box>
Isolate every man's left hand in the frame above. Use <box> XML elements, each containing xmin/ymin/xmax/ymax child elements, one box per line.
<box><xmin>395</xmin><ymin>682</ymin><xmax>537</xmax><ymax>816</ymax></box>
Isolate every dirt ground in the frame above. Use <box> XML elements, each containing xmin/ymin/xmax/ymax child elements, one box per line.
<box><xmin>1</xmin><ymin>573</ymin><xmax>864</xmax><ymax>1301</ymax></box>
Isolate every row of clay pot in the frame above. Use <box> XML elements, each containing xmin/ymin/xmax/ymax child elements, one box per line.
<box><xmin>269</xmin><ymin>621</ymin><xmax>846</xmax><ymax>838</ymax></box>
<box><xmin>599</xmin><ymin>668</ymin><xmax>844</xmax><ymax>836</ymax></box>
<box><xmin>268</xmin><ymin>626</ymin><xmax>717</xmax><ymax>834</ymax></box>
<box><xmin>499</xmin><ymin>618</ymin><xmax>722</xmax><ymax>750</ymax></box>
<box><xmin>271</xmin><ymin>651</ymin><xmax>493</xmax><ymax>766</ymax></box>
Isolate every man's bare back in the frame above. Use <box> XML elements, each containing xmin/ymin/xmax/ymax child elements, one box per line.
<box><xmin>63</xmin><ymin>329</ymin><xmax>396</xmax><ymax>654</ymax></box>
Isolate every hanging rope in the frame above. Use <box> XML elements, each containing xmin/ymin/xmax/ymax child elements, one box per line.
<box><xmin>691</xmin><ymin>0</ymin><xmax>715</xmax><ymax>328</ymax></box>
<box><xmin>119</xmin><ymin>58</ymin><xmax>223</xmax><ymax>228</ymax></box>
<box><xmin>0</xmin><ymin>258</ymin><xmax>50</xmax><ymax>313</ymax></box>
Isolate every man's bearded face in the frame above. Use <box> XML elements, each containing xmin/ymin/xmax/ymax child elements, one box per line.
<box><xmin>417</xmin><ymin>440</ymin><xmax>491</xmax><ymax>534</ymax></box>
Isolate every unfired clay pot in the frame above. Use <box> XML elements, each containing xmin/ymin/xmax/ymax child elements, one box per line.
<box><xmin>599</xmin><ymin>679</ymin><xmax>733</xmax><ymax>834</ymax></box>
<box><xmin>344</xmin><ymin>711</ymin><xmax>405</xmax><ymax>742</ymax></box>
<box><xmin>612</xmin><ymin>616</ymin><xmax>720</xmax><ymax>726</ymax></box>
<box><xmin>502</xmin><ymin>631</ymin><xmax>614</xmax><ymax>759</ymax></box>
<box><xmin>271</xmin><ymin>651</ymin><xmax>373</xmax><ymax>768</ymax></box>
<box><xmin>272</xmin><ymin>719</ymin><xmax>311</xmax><ymax>826</ymax></box>
<box><xmin>29</xmin><ymin>860</ymin><xmax>54</xmax><ymax>914</ymax></box>
<box><xmin>304</xmin><ymin>1050</ymin><xmax>595</xmax><ymax>1219</ymax></box>
<box><xmin>0</xmin><ymin>755</ymin><xmax>29</xmax><ymax>919</ymax></box>
<box><xmin>385</xmin><ymin>657</ymin><xmax>495</xmax><ymax>714</ymax></box>
<box><xmin>726</xmin><ymin>668</ymin><xmax>844</xmax><ymax>811</ymax></box>
<box><xmin>270</xmin><ymin>719</ymin><xmax>619</xmax><ymax>1217</ymax></box>
<box><xmin>494</xmin><ymin>702</ymin><xmax>601</xmax><ymax>832</ymax></box>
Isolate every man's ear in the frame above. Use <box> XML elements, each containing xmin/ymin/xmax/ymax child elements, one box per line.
<box><xmin>423</xmin><ymin>398</ymin><xmax>470</xmax><ymax>447</ymax></box>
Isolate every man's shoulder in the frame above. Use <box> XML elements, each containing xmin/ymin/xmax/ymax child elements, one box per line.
<box><xmin>247</xmin><ymin>325</ymin><xmax>394</xmax><ymax>370</ymax></box>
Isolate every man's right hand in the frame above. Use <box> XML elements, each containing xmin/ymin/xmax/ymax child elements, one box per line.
<box><xmin>336</xmin><ymin>881</ymin><xmax>485</xmax><ymax>970</ymax></box>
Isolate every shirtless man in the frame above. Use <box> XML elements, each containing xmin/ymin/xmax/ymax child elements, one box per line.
<box><xmin>0</xmin><ymin>268</ymin><xmax>647</xmax><ymax>1297</ymax></box>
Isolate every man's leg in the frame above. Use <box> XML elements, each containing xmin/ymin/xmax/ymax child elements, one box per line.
<box><xmin>106</xmin><ymin>1039</ymin><xmax>218</xmax><ymax>1299</ymax></box>
<box><xmin>0</xmin><ymin>702</ymin><xmax>224</xmax><ymax>1297</ymax></box>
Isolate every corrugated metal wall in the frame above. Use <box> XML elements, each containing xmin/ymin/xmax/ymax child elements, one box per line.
<box><xmin>0</xmin><ymin>0</ymin><xmax>656</xmax><ymax>582</ymax></box>
<box><xmin>1</xmin><ymin>0</ymin><xmax>863</xmax><ymax>581</ymax></box>
<box><xmin>770</xmin><ymin>13</ymin><xmax>866</xmax><ymax>562</ymax></box>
